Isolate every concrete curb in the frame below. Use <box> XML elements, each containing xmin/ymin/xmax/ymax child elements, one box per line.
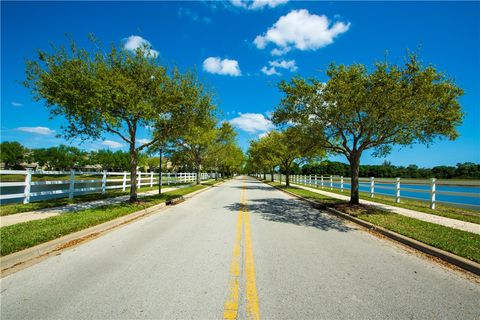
<box><xmin>0</xmin><ymin>180</ymin><xmax>226</xmax><ymax>277</ymax></box>
<box><xmin>267</xmin><ymin>181</ymin><xmax>480</xmax><ymax>277</ymax></box>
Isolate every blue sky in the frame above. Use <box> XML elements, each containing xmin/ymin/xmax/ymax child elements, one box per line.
<box><xmin>1</xmin><ymin>1</ymin><xmax>479</xmax><ymax>167</ymax></box>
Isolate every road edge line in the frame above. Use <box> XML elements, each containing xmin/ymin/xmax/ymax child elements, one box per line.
<box><xmin>0</xmin><ymin>179</ymin><xmax>227</xmax><ymax>277</ymax></box>
<box><xmin>263</xmin><ymin>180</ymin><xmax>480</xmax><ymax>277</ymax></box>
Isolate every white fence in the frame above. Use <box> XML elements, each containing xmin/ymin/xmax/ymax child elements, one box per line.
<box><xmin>253</xmin><ymin>173</ymin><xmax>480</xmax><ymax>210</ymax></box>
<box><xmin>0</xmin><ymin>169</ymin><xmax>218</xmax><ymax>204</ymax></box>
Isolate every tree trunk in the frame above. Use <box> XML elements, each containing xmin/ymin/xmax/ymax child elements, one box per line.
<box><xmin>263</xmin><ymin>172</ymin><xmax>266</xmax><ymax>180</ymax></box>
<box><xmin>196</xmin><ymin>166</ymin><xmax>201</xmax><ymax>185</ymax></box>
<box><xmin>129</xmin><ymin>143</ymin><xmax>138</xmax><ymax>202</ymax></box>
<box><xmin>349</xmin><ymin>152</ymin><xmax>361</xmax><ymax>205</ymax></box>
<box><xmin>285</xmin><ymin>168</ymin><xmax>290</xmax><ymax>186</ymax></box>
<box><xmin>271</xmin><ymin>168</ymin><xmax>274</xmax><ymax>182</ymax></box>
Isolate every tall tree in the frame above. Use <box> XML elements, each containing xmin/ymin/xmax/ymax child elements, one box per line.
<box><xmin>0</xmin><ymin>141</ymin><xmax>26</xmax><ymax>169</ymax></box>
<box><xmin>24</xmin><ymin>37</ymin><xmax>196</xmax><ymax>201</ymax></box>
<box><xmin>274</xmin><ymin>54</ymin><xmax>463</xmax><ymax>204</ymax></box>
<box><xmin>167</xmin><ymin>90</ymin><xmax>217</xmax><ymax>184</ymax></box>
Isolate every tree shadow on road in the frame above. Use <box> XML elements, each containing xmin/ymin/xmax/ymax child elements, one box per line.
<box><xmin>224</xmin><ymin>198</ymin><xmax>352</xmax><ymax>232</ymax></box>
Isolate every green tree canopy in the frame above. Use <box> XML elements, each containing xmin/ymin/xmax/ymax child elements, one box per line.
<box><xmin>0</xmin><ymin>141</ymin><xmax>26</xmax><ymax>169</ymax></box>
<box><xmin>273</xmin><ymin>53</ymin><xmax>464</xmax><ymax>203</ymax></box>
<box><xmin>24</xmin><ymin>36</ymin><xmax>206</xmax><ymax>201</ymax></box>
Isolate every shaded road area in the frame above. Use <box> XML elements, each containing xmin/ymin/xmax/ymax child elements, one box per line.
<box><xmin>1</xmin><ymin>177</ymin><xmax>479</xmax><ymax>319</ymax></box>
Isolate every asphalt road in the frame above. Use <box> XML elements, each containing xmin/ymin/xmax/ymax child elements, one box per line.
<box><xmin>1</xmin><ymin>176</ymin><xmax>479</xmax><ymax>319</ymax></box>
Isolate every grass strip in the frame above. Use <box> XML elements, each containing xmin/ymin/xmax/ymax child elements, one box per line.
<box><xmin>291</xmin><ymin>181</ymin><xmax>480</xmax><ymax>224</ymax></box>
<box><xmin>0</xmin><ymin>184</ymin><xmax>208</xmax><ymax>256</ymax></box>
<box><xmin>0</xmin><ymin>182</ymin><xmax>193</xmax><ymax>216</ymax></box>
<box><xmin>268</xmin><ymin>181</ymin><xmax>480</xmax><ymax>263</ymax></box>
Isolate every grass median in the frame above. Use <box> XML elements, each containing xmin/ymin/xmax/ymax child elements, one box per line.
<box><xmin>0</xmin><ymin>182</ymin><xmax>215</xmax><ymax>257</ymax></box>
<box><xmin>289</xmin><ymin>181</ymin><xmax>480</xmax><ymax>224</ymax></box>
<box><xmin>268</xmin><ymin>181</ymin><xmax>480</xmax><ymax>263</ymax></box>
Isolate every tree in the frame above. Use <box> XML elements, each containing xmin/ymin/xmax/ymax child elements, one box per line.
<box><xmin>274</xmin><ymin>53</ymin><xmax>464</xmax><ymax>204</ymax></box>
<box><xmin>205</xmin><ymin>122</ymin><xmax>243</xmax><ymax>179</ymax></box>
<box><xmin>247</xmin><ymin>133</ymin><xmax>281</xmax><ymax>181</ymax></box>
<box><xmin>248</xmin><ymin>127</ymin><xmax>324</xmax><ymax>186</ymax></box>
<box><xmin>0</xmin><ymin>141</ymin><xmax>26</xmax><ymax>169</ymax></box>
<box><xmin>168</xmin><ymin>92</ymin><xmax>217</xmax><ymax>184</ymax></box>
<box><xmin>24</xmin><ymin>37</ymin><xmax>195</xmax><ymax>201</ymax></box>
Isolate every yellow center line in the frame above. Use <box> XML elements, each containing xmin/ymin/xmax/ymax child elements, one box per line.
<box><xmin>223</xmin><ymin>178</ymin><xmax>261</xmax><ymax>320</ymax></box>
<box><xmin>223</xmin><ymin>184</ymin><xmax>244</xmax><ymax>319</ymax></box>
<box><xmin>244</xmin><ymin>189</ymin><xmax>261</xmax><ymax>320</ymax></box>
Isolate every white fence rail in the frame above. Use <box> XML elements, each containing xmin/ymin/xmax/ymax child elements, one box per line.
<box><xmin>253</xmin><ymin>173</ymin><xmax>480</xmax><ymax>210</ymax></box>
<box><xmin>0</xmin><ymin>169</ymin><xmax>218</xmax><ymax>204</ymax></box>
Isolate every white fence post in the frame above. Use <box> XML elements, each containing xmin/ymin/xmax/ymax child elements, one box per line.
<box><xmin>430</xmin><ymin>178</ymin><xmax>436</xmax><ymax>210</ymax></box>
<box><xmin>122</xmin><ymin>171</ymin><xmax>127</xmax><ymax>191</ymax></box>
<box><xmin>330</xmin><ymin>176</ymin><xmax>333</xmax><ymax>190</ymax></box>
<box><xmin>314</xmin><ymin>174</ymin><xmax>317</xmax><ymax>187</ymax></box>
<box><xmin>137</xmin><ymin>171</ymin><xmax>142</xmax><ymax>189</ymax></box>
<box><xmin>150</xmin><ymin>171</ymin><xmax>154</xmax><ymax>187</ymax></box>
<box><xmin>69</xmin><ymin>169</ymin><xmax>75</xmax><ymax>199</ymax></box>
<box><xmin>340</xmin><ymin>176</ymin><xmax>344</xmax><ymax>192</ymax></box>
<box><xmin>167</xmin><ymin>172</ymin><xmax>170</xmax><ymax>186</ymax></box>
<box><xmin>370</xmin><ymin>177</ymin><xmax>375</xmax><ymax>198</ymax></box>
<box><xmin>23</xmin><ymin>169</ymin><xmax>32</xmax><ymax>204</ymax></box>
<box><xmin>321</xmin><ymin>175</ymin><xmax>324</xmax><ymax>188</ymax></box>
<box><xmin>395</xmin><ymin>177</ymin><xmax>401</xmax><ymax>203</ymax></box>
<box><xmin>102</xmin><ymin>170</ymin><xmax>107</xmax><ymax>194</ymax></box>
<box><xmin>175</xmin><ymin>172</ymin><xmax>177</xmax><ymax>184</ymax></box>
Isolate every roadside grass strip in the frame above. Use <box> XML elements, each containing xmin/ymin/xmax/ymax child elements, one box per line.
<box><xmin>0</xmin><ymin>184</ymin><xmax>208</xmax><ymax>256</ymax></box>
<box><xmin>269</xmin><ymin>182</ymin><xmax>480</xmax><ymax>264</ymax></box>
<box><xmin>290</xmin><ymin>181</ymin><xmax>480</xmax><ymax>224</ymax></box>
<box><xmin>0</xmin><ymin>182</ymin><xmax>193</xmax><ymax>216</ymax></box>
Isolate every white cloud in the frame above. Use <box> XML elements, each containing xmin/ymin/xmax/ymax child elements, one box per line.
<box><xmin>203</xmin><ymin>57</ymin><xmax>241</xmax><ymax>76</ymax></box>
<box><xmin>17</xmin><ymin>126</ymin><xmax>55</xmax><ymax>135</ymax></box>
<box><xmin>261</xmin><ymin>66</ymin><xmax>281</xmax><ymax>76</ymax></box>
<box><xmin>258</xmin><ymin>131</ymin><xmax>269</xmax><ymax>139</ymax></box>
<box><xmin>123</xmin><ymin>35</ymin><xmax>159</xmax><ymax>57</ymax></box>
<box><xmin>11</xmin><ymin>102</ymin><xmax>23</xmax><ymax>107</ymax></box>
<box><xmin>261</xmin><ymin>59</ymin><xmax>297</xmax><ymax>76</ymax></box>
<box><xmin>137</xmin><ymin>138</ymin><xmax>151</xmax><ymax>145</ymax></box>
<box><xmin>229</xmin><ymin>113</ymin><xmax>274</xmax><ymax>134</ymax></box>
<box><xmin>101</xmin><ymin>140</ymin><xmax>124</xmax><ymax>149</ymax></box>
<box><xmin>230</xmin><ymin>0</ymin><xmax>288</xmax><ymax>10</ymax></box>
<box><xmin>254</xmin><ymin>9</ymin><xmax>350</xmax><ymax>55</ymax></box>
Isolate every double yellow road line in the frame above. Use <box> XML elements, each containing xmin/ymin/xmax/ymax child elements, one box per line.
<box><xmin>223</xmin><ymin>179</ymin><xmax>260</xmax><ymax>320</ymax></box>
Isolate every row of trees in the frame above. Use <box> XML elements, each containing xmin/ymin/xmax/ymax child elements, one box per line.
<box><xmin>247</xmin><ymin>53</ymin><xmax>464</xmax><ymax>204</ymax></box>
<box><xmin>300</xmin><ymin>161</ymin><xmax>480</xmax><ymax>179</ymax></box>
<box><xmin>1</xmin><ymin>141</ymin><xmax>137</xmax><ymax>171</ymax></box>
<box><xmin>22</xmin><ymin>36</ymin><xmax>244</xmax><ymax>201</ymax></box>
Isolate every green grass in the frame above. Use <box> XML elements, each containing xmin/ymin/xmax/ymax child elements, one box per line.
<box><xmin>291</xmin><ymin>181</ymin><xmax>480</xmax><ymax>224</ymax></box>
<box><xmin>267</xmin><ymin>181</ymin><xmax>480</xmax><ymax>263</ymax></box>
<box><xmin>0</xmin><ymin>182</ymin><xmax>193</xmax><ymax>216</ymax></box>
<box><xmin>0</xmin><ymin>183</ymin><xmax>209</xmax><ymax>256</ymax></box>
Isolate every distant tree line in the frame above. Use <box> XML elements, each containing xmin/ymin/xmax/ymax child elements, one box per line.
<box><xmin>299</xmin><ymin>160</ymin><xmax>480</xmax><ymax>179</ymax></box>
<box><xmin>1</xmin><ymin>141</ymin><xmax>146</xmax><ymax>172</ymax></box>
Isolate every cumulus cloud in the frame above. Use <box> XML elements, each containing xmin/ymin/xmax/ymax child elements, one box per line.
<box><xmin>261</xmin><ymin>59</ymin><xmax>297</xmax><ymax>76</ymax></box>
<box><xmin>229</xmin><ymin>113</ymin><xmax>274</xmax><ymax>134</ymax></box>
<box><xmin>123</xmin><ymin>35</ymin><xmax>159</xmax><ymax>57</ymax></box>
<box><xmin>230</xmin><ymin>0</ymin><xmax>288</xmax><ymax>10</ymax></box>
<box><xmin>101</xmin><ymin>140</ymin><xmax>124</xmax><ymax>149</ymax></box>
<box><xmin>254</xmin><ymin>9</ymin><xmax>350</xmax><ymax>55</ymax></box>
<box><xmin>137</xmin><ymin>138</ymin><xmax>151</xmax><ymax>145</ymax></box>
<box><xmin>261</xmin><ymin>66</ymin><xmax>281</xmax><ymax>76</ymax></box>
<box><xmin>203</xmin><ymin>57</ymin><xmax>241</xmax><ymax>76</ymax></box>
<box><xmin>17</xmin><ymin>126</ymin><xmax>55</xmax><ymax>135</ymax></box>
<box><xmin>11</xmin><ymin>102</ymin><xmax>23</xmax><ymax>107</ymax></box>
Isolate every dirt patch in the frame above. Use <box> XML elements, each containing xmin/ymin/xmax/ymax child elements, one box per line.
<box><xmin>54</xmin><ymin>232</ymin><xmax>101</xmax><ymax>251</ymax></box>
